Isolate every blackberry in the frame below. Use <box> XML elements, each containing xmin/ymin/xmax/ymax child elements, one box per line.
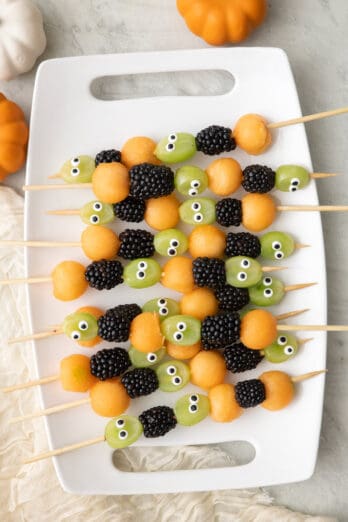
<box><xmin>214</xmin><ymin>284</ymin><xmax>250</xmax><ymax>312</ymax></box>
<box><xmin>90</xmin><ymin>347</ymin><xmax>131</xmax><ymax>380</ymax></box>
<box><xmin>113</xmin><ymin>196</ymin><xmax>145</xmax><ymax>223</ymax></box>
<box><xmin>139</xmin><ymin>406</ymin><xmax>177</xmax><ymax>438</ymax></box>
<box><xmin>201</xmin><ymin>313</ymin><xmax>241</xmax><ymax>350</ymax></box>
<box><xmin>195</xmin><ymin>125</ymin><xmax>236</xmax><ymax>155</ymax></box>
<box><xmin>242</xmin><ymin>165</ymin><xmax>275</xmax><ymax>193</ymax></box>
<box><xmin>95</xmin><ymin>149</ymin><xmax>121</xmax><ymax>166</ymax></box>
<box><xmin>85</xmin><ymin>259</ymin><xmax>123</xmax><ymax>290</ymax></box>
<box><xmin>225</xmin><ymin>232</ymin><xmax>261</xmax><ymax>258</ymax></box>
<box><xmin>129</xmin><ymin>163</ymin><xmax>174</xmax><ymax>199</ymax></box>
<box><xmin>224</xmin><ymin>343</ymin><xmax>264</xmax><ymax>373</ymax></box>
<box><xmin>97</xmin><ymin>304</ymin><xmax>141</xmax><ymax>342</ymax></box>
<box><xmin>235</xmin><ymin>379</ymin><xmax>266</xmax><ymax>408</ymax></box>
<box><xmin>192</xmin><ymin>257</ymin><xmax>226</xmax><ymax>289</ymax></box>
<box><xmin>121</xmin><ymin>368</ymin><xmax>159</xmax><ymax>398</ymax></box>
<box><xmin>216</xmin><ymin>198</ymin><xmax>242</xmax><ymax>227</ymax></box>
<box><xmin>118</xmin><ymin>229</ymin><xmax>155</xmax><ymax>260</ymax></box>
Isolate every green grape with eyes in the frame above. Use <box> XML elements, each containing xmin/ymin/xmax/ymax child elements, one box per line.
<box><xmin>161</xmin><ymin>315</ymin><xmax>201</xmax><ymax>346</ymax></box>
<box><xmin>175</xmin><ymin>166</ymin><xmax>208</xmax><ymax>196</ymax></box>
<box><xmin>60</xmin><ymin>155</ymin><xmax>95</xmax><ymax>183</ymax></box>
<box><xmin>225</xmin><ymin>256</ymin><xmax>262</xmax><ymax>288</ymax></box>
<box><xmin>62</xmin><ymin>312</ymin><xmax>98</xmax><ymax>342</ymax></box>
<box><xmin>105</xmin><ymin>414</ymin><xmax>143</xmax><ymax>449</ymax></box>
<box><xmin>123</xmin><ymin>258</ymin><xmax>161</xmax><ymax>289</ymax></box>
<box><xmin>248</xmin><ymin>276</ymin><xmax>285</xmax><ymax>307</ymax></box>
<box><xmin>275</xmin><ymin>165</ymin><xmax>310</xmax><ymax>192</ymax></box>
<box><xmin>179</xmin><ymin>197</ymin><xmax>216</xmax><ymax>225</ymax></box>
<box><xmin>260</xmin><ymin>231</ymin><xmax>295</xmax><ymax>260</ymax></box>
<box><xmin>263</xmin><ymin>333</ymin><xmax>299</xmax><ymax>363</ymax></box>
<box><xmin>128</xmin><ymin>345</ymin><xmax>166</xmax><ymax>367</ymax></box>
<box><xmin>154</xmin><ymin>229</ymin><xmax>188</xmax><ymax>257</ymax></box>
<box><xmin>174</xmin><ymin>393</ymin><xmax>210</xmax><ymax>426</ymax></box>
<box><xmin>155</xmin><ymin>360</ymin><xmax>190</xmax><ymax>392</ymax></box>
<box><xmin>142</xmin><ymin>297</ymin><xmax>181</xmax><ymax>321</ymax></box>
<box><xmin>155</xmin><ymin>132</ymin><xmax>197</xmax><ymax>163</ymax></box>
<box><xmin>80</xmin><ymin>200</ymin><xmax>115</xmax><ymax>226</ymax></box>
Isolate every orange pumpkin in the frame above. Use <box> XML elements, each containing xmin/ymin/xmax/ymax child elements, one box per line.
<box><xmin>0</xmin><ymin>93</ymin><xmax>29</xmax><ymax>182</ymax></box>
<box><xmin>176</xmin><ymin>0</ymin><xmax>267</xmax><ymax>46</ymax></box>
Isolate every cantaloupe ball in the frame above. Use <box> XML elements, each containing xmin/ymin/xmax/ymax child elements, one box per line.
<box><xmin>240</xmin><ymin>309</ymin><xmax>277</xmax><ymax>350</ymax></box>
<box><xmin>209</xmin><ymin>383</ymin><xmax>243</xmax><ymax>422</ymax></box>
<box><xmin>129</xmin><ymin>312</ymin><xmax>164</xmax><ymax>353</ymax></box>
<box><xmin>166</xmin><ymin>340</ymin><xmax>201</xmax><ymax>360</ymax></box>
<box><xmin>51</xmin><ymin>261</ymin><xmax>88</xmax><ymax>301</ymax></box>
<box><xmin>190</xmin><ymin>350</ymin><xmax>226</xmax><ymax>390</ymax></box>
<box><xmin>145</xmin><ymin>194</ymin><xmax>180</xmax><ymax>230</ymax></box>
<box><xmin>161</xmin><ymin>256</ymin><xmax>195</xmax><ymax>294</ymax></box>
<box><xmin>233</xmin><ymin>114</ymin><xmax>272</xmax><ymax>155</ymax></box>
<box><xmin>121</xmin><ymin>136</ymin><xmax>161</xmax><ymax>168</ymax></box>
<box><xmin>259</xmin><ymin>371</ymin><xmax>294</xmax><ymax>411</ymax></box>
<box><xmin>92</xmin><ymin>162</ymin><xmax>129</xmax><ymax>204</ymax></box>
<box><xmin>60</xmin><ymin>354</ymin><xmax>97</xmax><ymax>392</ymax></box>
<box><xmin>206</xmin><ymin>158</ymin><xmax>242</xmax><ymax>196</ymax></box>
<box><xmin>81</xmin><ymin>225</ymin><xmax>120</xmax><ymax>261</ymax></box>
<box><xmin>188</xmin><ymin>225</ymin><xmax>226</xmax><ymax>258</ymax></box>
<box><xmin>89</xmin><ymin>378</ymin><xmax>130</xmax><ymax>417</ymax></box>
<box><xmin>77</xmin><ymin>306</ymin><xmax>103</xmax><ymax>347</ymax></box>
<box><xmin>241</xmin><ymin>193</ymin><xmax>276</xmax><ymax>232</ymax></box>
<box><xmin>180</xmin><ymin>288</ymin><xmax>218</xmax><ymax>320</ymax></box>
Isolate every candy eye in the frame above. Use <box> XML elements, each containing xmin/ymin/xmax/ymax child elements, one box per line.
<box><xmin>284</xmin><ymin>345</ymin><xmax>294</xmax><ymax>355</ymax></box>
<box><xmin>165</xmin><ymin>143</ymin><xmax>175</xmax><ymax>152</ymax></box>
<box><xmin>272</xmin><ymin>241</ymin><xmax>282</xmax><ymax>250</ymax></box>
<box><xmin>167</xmin><ymin>248</ymin><xmax>177</xmax><ymax>256</ymax></box>
<box><xmin>241</xmin><ymin>259</ymin><xmax>250</xmax><ymax>268</ymax></box>
<box><xmin>157</xmin><ymin>298</ymin><xmax>167</xmax><ymax>306</ymax></box>
<box><xmin>291</xmin><ymin>178</ymin><xmax>300</xmax><ymax>186</ymax></box>
<box><xmin>71</xmin><ymin>330</ymin><xmax>81</xmax><ymax>340</ymax></box>
<box><xmin>166</xmin><ymin>365</ymin><xmax>177</xmax><ymax>375</ymax></box>
<box><xmin>170</xmin><ymin>239</ymin><xmax>179</xmax><ymax>248</ymax></box>
<box><xmin>194</xmin><ymin>213</ymin><xmax>203</xmax><ymax>223</ymax></box>
<box><xmin>191</xmin><ymin>180</ymin><xmax>200</xmax><ymax>188</ymax></box>
<box><xmin>189</xmin><ymin>404</ymin><xmax>198</xmax><ymax>413</ymax></box>
<box><xmin>147</xmin><ymin>353</ymin><xmax>157</xmax><ymax>362</ymax></box>
<box><xmin>274</xmin><ymin>251</ymin><xmax>284</xmax><ymax>260</ymax></box>
<box><xmin>118</xmin><ymin>430</ymin><xmax>128</xmax><ymax>440</ymax></box>
<box><xmin>138</xmin><ymin>261</ymin><xmax>148</xmax><ymax>270</ymax></box>
<box><xmin>290</xmin><ymin>186</ymin><xmax>298</xmax><ymax>192</ymax></box>
<box><xmin>263</xmin><ymin>288</ymin><xmax>273</xmax><ymax>298</ymax></box>
<box><xmin>190</xmin><ymin>394</ymin><xmax>199</xmax><ymax>403</ymax></box>
<box><xmin>191</xmin><ymin>202</ymin><xmax>201</xmax><ymax>211</ymax></box>
<box><xmin>263</xmin><ymin>277</ymin><xmax>272</xmax><ymax>286</ymax></box>
<box><xmin>189</xmin><ymin>188</ymin><xmax>198</xmax><ymax>196</ymax></box>
<box><xmin>116</xmin><ymin>418</ymin><xmax>125</xmax><ymax>428</ymax></box>
<box><xmin>159</xmin><ymin>307</ymin><xmax>168</xmax><ymax>316</ymax></box>
<box><xmin>278</xmin><ymin>335</ymin><xmax>287</xmax><ymax>345</ymax></box>
<box><xmin>136</xmin><ymin>270</ymin><xmax>146</xmax><ymax>279</ymax></box>
<box><xmin>177</xmin><ymin>322</ymin><xmax>187</xmax><ymax>331</ymax></box>
<box><xmin>70</xmin><ymin>167</ymin><xmax>80</xmax><ymax>176</ymax></box>
<box><xmin>172</xmin><ymin>376</ymin><xmax>182</xmax><ymax>386</ymax></box>
<box><xmin>174</xmin><ymin>331</ymin><xmax>183</xmax><ymax>341</ymax></box>
<box><xmin>78</xmin><ymin>320</ymin><xmax>89</xmax><ymax>331</ymax></box>
<box><xmin>90</xmin><ymin>214</ymin><xmax>100</xmax><ymax>224</ymax></box>
<box><xmin>237</xmin><ymin>272</ymin><xmax>247</xmax><ymax>281</ymax></box>
<box><xmin>168</xmin><ymin>133</ymin><xmax>177</xmax><ymax>143</ymax></box>
<box><xmin>71</xmin><ymin>157</ymin><xmax>80</xmax><ymax>166</ymax></box>
<box><xmin>93</xmin><ymin>202</ymin><xmax>102</xmax><ymax>211</ymax></box>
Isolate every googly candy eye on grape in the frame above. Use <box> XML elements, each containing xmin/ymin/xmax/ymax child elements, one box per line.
<box><xmin>248</xmin><ymin>276</ymin><xmax>285</xmax><ymax>307</ymax></box>
<box><xmin>275</xmin><ymin>165</ymin><xmax>310</xmax><ymax>192</ymax></box>
<box><xmin>161</xmin><ymin>315</ymin><xmax>201</xmax><ymax>346</ymax></box>
<box><xmin>155</xmin><ymin>360</ymin><xmax>190</xmax><ymax>392</ymax></box>
<box><xmin>142</xmin><ymin>297</ymin><xmax>180</xmax><ymax>320</ymax></box>
<box><xmin>105</xmin><ymin>414</ymin><xmax>143</xmax><ymax>449</ymax></box>
<box><xmin>263</xmin><ymin>333</ymin><xmax>299</xmax><ymax>363</ymax></box>
<box><xmin>260</xmin><ymin>231</ymin><xmax>295</xmax><ymax>260</ymax></box>
<box><xmin>59</xmin><ymin>155</ymin><xmax>95</xmax><ymax>183</ymax></box>
<box><xmin>80</xmin><ymin>200</ymin><xmax>115</xmax><ymax>225</ymax></box>
<box><xmin>174</xmin><ymin>165</ymin><xmax>208</xmax><ymax>196</ymax></box>
<box><xmin>62</xmin><ymin>312</ymin><xmax>98</xmax><ymax>342</ymax></box>
<box><xmin>154</xmin><ymin>229</ymin><xmax>188</xmax><ymax>257</ymax></box>
<box><xmin>154</xmin><ymin>132</ymin><xmax>197</xmax><ymax>163</ymax></box>
<box><xmin>179</xmin><ymin>197</ymin><xmax>216</xmax><ymax>225</ymax></box>
<box><xmin>123</xmin><ymin>258</ymin><xmax>161</xmax><ymax>289</ymax></box>
<box><xmin>174</xmin><ymin>393</ymin><xmax>210</xmax><ymax>426</ymax></box>
<box><xmin>128</xmin><ymin>346</ymin><xmax>166</xmax><ymax>368</ymax></box>
<box><xmin>225</xmin><ymin>256</ymin><xmax>263</xmax><ymax>288</ymax></box>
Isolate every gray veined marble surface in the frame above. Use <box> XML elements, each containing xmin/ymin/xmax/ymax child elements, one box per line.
<box><xmin>1</xmin><ymin>0</ymin><xmax>348</xmax><ymax>519</ymax></box>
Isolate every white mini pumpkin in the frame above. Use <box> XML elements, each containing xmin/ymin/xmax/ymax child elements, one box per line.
<box><xmin>0</xmin><ymin>0</ymin><xmax>46</xmax><ymax>81</ymax></box>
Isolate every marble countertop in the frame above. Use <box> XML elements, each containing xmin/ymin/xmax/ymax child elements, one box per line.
<box><xmin>1</xmin><ymin>0</ymin><xmax>348</xmax><ymax>518</ymax></box>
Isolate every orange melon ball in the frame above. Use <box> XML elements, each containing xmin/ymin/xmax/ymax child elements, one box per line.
<box><xmin>129</xmin><ymin>312</ymin><xmax>163</xmax><ymax>353</ymax></box>
<box><xmin>188</xmin><ymin>225</ymin><xmax>226</xmax><ymax>258</ymax></box>
<box><xmin>259</xmin><ymin>371</ymin><xmax>295</xmax><ymax>411</ymax></box>
<box><xmin>77</xmin><ymin>306</ymin><xmax>103</xmax><ymax>347</ymax></box>
<box><xmin>81</xmin><ymin>225</ymin><xmax>120</xmax><ymax>261</ymax></box>
<box><xmin>145</xmin><ymin>194</ymin><xmax>180</xmax><ymax>230</ymax></box>
<box><xmin>233</xmin><ymin>113</ymin><xmax>272</xmax><ymax>155</ymax></box>
<box><xmin>206</xmin><ymin>158</ymin><xmax>242</xmax><ymax>196</ymax></box>
<box><xmin>209</xmin><ymin>383</ymin><xmax>243</xmax><ymax>422</ymax></box>
<box><xmin>190</xmin><ymin>350</ymin><xmax>226</xmax><ymax>390</ymax></box>
<box><xmin>161</xmin><ymin>256</ymin><xmax>195</xmax><ymax>294</ymax></box>
<box><xmin>92</xmin><ymin>162</ymin><xmax>129</xmax><ymax>204</ymax></box>
<box><xmin>180</xmin><ymin>288</ymin><xmax>218</xmax><ymax>320</ymax></box>
<box><xmin>121</xmin><ymin>136</ymin><xmax>161</xmax><ymax>168</ymax></box>
<box><xmin>89</xmin><ymin>378</ymin><xmax>130</xmax><ymax>417</ymax></box>
<box><xmin>240</xmin><ymin>309</ymin><xmax>277</xmax><ymax>350</ymax></box>
<box><xmin>60</xmin><ymin>354</ymin><xmax>97</xmax><ymax>392</ymax></box>
<box><xmin>241</xmin><ymin>193</ymin><xmax>276</xmax><ymax>232</ymax></box>
<box><xmin>51</xmin><ymin>261</ymin><xmax>88</xmax><ymax>301</ymax></box>
<box><xmin>166</xmin><ymin>340</ymin><xmax>201</xmax><ymax>360</ymax></box>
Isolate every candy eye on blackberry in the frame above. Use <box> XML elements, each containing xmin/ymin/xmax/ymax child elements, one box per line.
<box><xmin>291</xmin><ymin>178</ymin><xmax>300</xmax><ymax>186</ymax></box>
<box><xmin>159</xmin><ymin>307</ymin><xmax>168</xmax><ymax>316</ymax></box>
<box><xmin>71</xmin><ymin>167</ymin><xmax>80</xmax><ymax>176</ymax></box>
<box><xmin>275</xmin><ymin>251</ymin><xmax>284</xmax><ymax>259</ymax></box>
<box><xmin>138</xmin><ymin>261</ymin><xmax>148</xmax><ymax>270</ymax></box>
<box><xmin>71</xmin><ymin>330</ymin><xmax>81</xmax><ymax>340</ymax></box>
<box><xmin>194</xmin><ymin>213</ymin><xmax>203</xmax><ymax>223</ymax></box>
<box><xmin>263</xmin><ymin>288</ymin><xmax>273</xmax><ymax>298</ymax></box>
<box><xmin>278</xmin><ymin>335</ymin><xmax>287</xmax><ymax>345</ymax></box>
<box><xmin>241</xmin><ymin>259</ymin><xmax>250</xmax><ymax>268</ymax></box>
<box><xmin>93</xmin><ymin>202</ymin><xmax>102</xmax><ymax>211</ymax></box>
<box><xmin>116</xmin><ymin>418</ymin><xmax>125</xmax><ymax>428</ymax></box>
<box><xmin>118</xmin><ymin>430</ymin><xmax>128</xmax><ymax>440</ymax></box>
<box><xmin>189</xmin><ymin>404</ymin><xmax>198</xmax><ymax>413</ymax></box>
<box><xmin>71</xmin><ymin>157</ymin><xmax>80</xmax><ymax>166</ymax></box>
<box><xmin>157</xmin><ymin>298</ymin><xmax>167</xmax><ymax>306</ymax></box>
<box><xmin>168</xmin><ymin>133</ymin><xmax>177</xmax><ymax>142</ymax></box>
<box><xmin>190</xmin><ymin>394</ymin><xmax>199</xmax><ymax>403</ymax></box>
<box><xmin>192</xmin><ymin>202</ymin><xmax>201</xmax><ymax>211</ymax></box>
<box><xmin>170</xmin><ymin>239</ymin><xmax>179</xmax><ymax>248</ymax></box>
<box><xmin>191</xmin><ymin>180</ymin><xmax>200</xmax><ymax>188</ymax></box>
<box><xmin>166</xmin><ymin>143</ymin><xmax>175</xmax><ymax>152</ymax></box>
<box><xmin>237</xmin><ymin>271</ymin><xmax>247</xmax><ymax>281</ymax></box>
<box><xmin>174</xmin><ymin>331</ymin><xmax>183</xmax><ymax>341</ymax></box>
<box><xmin>284</xmin><ymin>345</ymin><xmax>294</xmax><ymax>355</ymax></box>
<box><xmin>172</xmin><ymin>376</ymin><xmax>182</xmax><ymax>386</ymax></box>
<box><xmin>147</xmin><ymin>353</ymin><xmax>157</xmax><ymax>363</ymax></box>
<box><xmin>263</xmin><ymin>277</ymin><xmax>272</xmax><ymax>286</ymax></box>
<box><xmin>78</xmin><ymin>320</ymin><xmax>89</xmax><ymax>331</ymax></box>
<box><xmin>136</xmin><ymin>270</ymin><xmax>146</xmax><ymax>279</ymax></box>
<box><xmin>177</xmin><ymin>322</ymin><xmax>187</xmax><ymax>331</ymax></box>
<box><xmin>272</xmin><ymin>241</ymin><xmax>281</xmax><ymax>250</ymax></box>
<box><xmin>167</xmin><ymin>365</ymin><xmax>177</xmax><ymax>376</ymax></box>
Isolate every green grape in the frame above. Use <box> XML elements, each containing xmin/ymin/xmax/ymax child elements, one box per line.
<box><xmin>225</xmin><ymin>256</ymin><xmax>262</xmax><ymax>288</ymax></box>
<box><xmin>154</xmin><ymin>132</ymin><xmax>197</xmax><ymax>163</ymax></box>
<box><xmin>128</xmin><ymin>345</ymin><xmax>166</xmax><ymax>367</ymax></box>
<box><xmin>105</xmin><ymin>415</ymin><xmax>143</xmax><ymax>449</ymax></box>
<box><xmin>142</xmin><ymin>297</ymin><xmax>180</xmax><ymax>320</ymax></box>
<box><xmin>263</xmin><ymin>333</ymin><xmax>299</xmax><ymax>363</ymax></box>
<box><xmin>248</xmin><ymin>276</ymin><xmax>285</xmax><ymax>306</ymax></box>
<box><xmin>174</xmin><ymin>393</ymin><xmax>210</xmax><ymax>426</ymax></box>
<box><xmin>80</xmin><ymin>200</ymin><xmax>115</xmax><ymax>226</ymax></box>
<box><xmin>161</xmin><ymin>314</ymin><xmax>201</xmax><ymax>346</ymax></box>
<box><xmin>175</xmin><ymin>166</ymin><xmax>208</xmax><ymax>196</ymax></box>
<box><xmin>123</xmin><ymin>258</ymin><xmax>161</xmax><ymax>289</ymax></box>
<box><xmin>179</xmin><ymin>197</ymin><xmax>216</xmax><ymax>225</ymax></box>
<box><xmin>155</xmin><ymin>360</ymin><xmax>190</xmax><ymax>392</ymax></box>
<box><xmin>60</xmin><ymin>155</ymin><xmax>95</xmax><ymax>183</ymax></box>
<box><xmin>154</xmin><ymin>229</ymin><xmax>188</xmax><ymax>257</ymax></box>
<box><xmin>62</xmin><ymin>312</ymin><xmax>98</xmax><ymax>341</ymax></box>
<box><xmin>260</xmin><ymin>231</ymin><xmax>295</xmax><ymax>260</ymax></box>
<box><xmin>275</xmin><ymin>165</ymin><xmax>310</xmax><ymax>192</ymax></box>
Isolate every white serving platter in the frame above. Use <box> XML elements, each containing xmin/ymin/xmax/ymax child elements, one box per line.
<box><xmin>24</xmin><ymin>48</ymin><xmax>327</xmax><ymax>494</ymax></box>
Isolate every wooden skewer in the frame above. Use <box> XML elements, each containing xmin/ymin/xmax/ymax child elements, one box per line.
<box><xmin>46</xmin><ymin>209</ymin><xmax>80</xmax><ymax>216</ymax></box>
<box><xmin>262</xmin><ymin>266</ymin><xmax>287</xmax><ymax>272</ymax></box>
<box><xmin>0</xmin><ymin>276</ymin><xmax>52</xmax><ymax>286</ymax></box>
<box><xmin>23</xmin><ymin>183</ymin><xmax>92</xmax><ymax>191</ymax></box>
<box><xmin>7</xmin><ymin>328</ymin><xmax>63</xmax><ymax>346</ymax></box>
<box><xmin>291</xmin><ymin>369</ymin><xmax>327</xmax><ymax>383</ymax></box>
<box><xmin>0</xmin><ymin>240</ymin><xmax>81</xmax><ymax>248</ymax></box>
<box><xmin>284</xmin><ymin>282</ymin><xmax>317</xmax><ymax>292</ymax></box>
<box><xmin>311</xmin><ymin>173</ymin><xmax>341</xmax><ymax>179</ymax></box>
<box><xmin>24</xmin><ymin>435</ymin><xmax>105</xmax><ymax>464</ymax></box>
<box><xmin>268</xmin><ymin>106</ymin><xmax>348</xmax><ymax>129</ymax></box>
<box><xmin>298</xmin><ymin>338</ymin><xmax>314</xmax><ymax>345</ymax></box>
<box><xmin>1</xmin><ymin>375</ymin><xmax>59</xmax><ymax>393</ymax></box>
<box><xmin>277</xmin><ymin>205</ymin><xmax>348</xmax><ymax>212</ymax></box>
<box><xmin>9</xmin><ymin>398</ymin><xmax>90</xmax><ymax>424</ymax></box>
<box><xmin>295</xmin><ymin>243</ymin><xmax>310</xmax><ymax>249</ymax></box>
<box><xmin>275</xmin><ymin>309</ymin><xmax>309</xmax><ymax>321</ymax></box>
<box><xmin>48</xmin><ymin>173</ymin><xmax>63</xmax><ymax>179</ymax></box>
<box><xmin>277</xmin><ymin>324</ymin><xmax>348</xmax><ymax>332</ymax></box>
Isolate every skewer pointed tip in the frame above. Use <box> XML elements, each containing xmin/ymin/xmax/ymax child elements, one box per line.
<box><xmin>284</xmin><ymin>282</ymin><xmax>317</xmax><ymax>293</ymax></box>
<box><xmin>291</xmin><ymin>369</ymin><xmax>327</xmax><ymax>383</ymax></box>
<box><xmin>275</xmin><ymin>308</ymin><xmax>310</xmax><ymax>321</ymax></box>
<box><xmin>295</xmin><ymin>243</ymin><xmax>311</xmax><ymax>249</ymax></box>
<box><xmin>298</xmin><ymin>337</ymin><xmax>314</xmax><ymax>346</ymax></box>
